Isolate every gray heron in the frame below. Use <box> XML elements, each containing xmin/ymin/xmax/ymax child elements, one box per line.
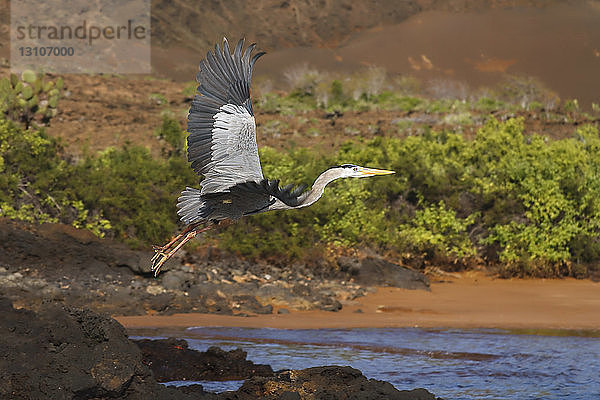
<box><xmin>151</xmin><ymin>38</ymin><xmax>394</xmax><ymax>276</ymax></box>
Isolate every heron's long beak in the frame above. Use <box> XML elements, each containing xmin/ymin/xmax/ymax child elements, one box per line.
<box><xmin>360</xmin><ymin>167</ymin><xmax>395</xmax><ymax>176</ymax></box>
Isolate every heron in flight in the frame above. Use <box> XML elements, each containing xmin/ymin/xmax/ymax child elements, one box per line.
<box><xmin>151</xmin><ymin>38</ymin><xmax>394</xmax><ymax>276</ymax></box>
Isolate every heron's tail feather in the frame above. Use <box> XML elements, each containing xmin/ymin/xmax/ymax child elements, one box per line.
<box><xmin>177</xmin><ymin>187</ymin><xmax>207</xmax><ymax>225</ymax></box>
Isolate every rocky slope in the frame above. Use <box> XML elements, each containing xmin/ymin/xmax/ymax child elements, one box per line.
<box><xmin>0</xmin><ymin>218</ymin><xmax>429</xmax><ymax>316</ymax></box>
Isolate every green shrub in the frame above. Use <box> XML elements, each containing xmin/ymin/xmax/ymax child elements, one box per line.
<box><xmin>3</xmin><ymin>71</ymin><xmax>599</xmax><ymax>277</ymax></box>
<box><xmin>315</xmin><ymin>180</ymin><xmax>390</xmax><ymax>247</ymax></box>
<box><xmin>182</xmin><ymin>81</ymin><xmax>198</xmax><ymax>98</ymax></box>
<box><xmin>0</xmin><ymin>109</ymin><xmax>193</xmax><ymax>245</ymax></box>
<box><xmin>70</xmin><ymin>145</ymin><xmax>195</xmax><ymax>246</ymax></box>
<box><xmin>255</xmin><ymin>92</ymin><xmax>316</xmax><ymax>115</ymax></box>
<box><xmin>474</xmin><ymin>96</ymin><xmax>508</xmax><ymax>112</ymax></box>
<box><xmin>399</xmin><ymin>201</ymin><xmax>477</xmax><ymax>261</ymax></box>
<box><xmin>156</xmin><ymin>115</ymin><xmax>186</xmax><ymax>156</ymax></box>
<box><xmin>563</xmin><ymin>98</ymin><xmax>579</xmax><ymax>113</ymax></box>
<box><xmin>0</xmin><ymin>116</ymin><xmax>110</xmax><ymax>236</ymax></box>
<box><xmin>481</xmin><ymin>124</ymin><xmax>600</xmax><ymax>267</ymax></box>
<box><xmin>220</xmin><ymin>118</ymin><xmax>600</xmax><ymax>277</ymax></box>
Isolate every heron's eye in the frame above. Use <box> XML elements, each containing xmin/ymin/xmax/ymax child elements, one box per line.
<box><xmin>353</xmin><ymin>167</ymin><xmax>358</xmax><ymax>172</ymax></box>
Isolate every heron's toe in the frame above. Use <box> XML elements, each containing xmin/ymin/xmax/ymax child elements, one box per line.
<box><xmin>150</xmin><ymin>251</ymin><xmax>161</xmax><ymax>265</ymax></box>
<box><xmin>150</xmin><ymin>250</ymin><xmax>169</xmax><ymax>276</ymax></box>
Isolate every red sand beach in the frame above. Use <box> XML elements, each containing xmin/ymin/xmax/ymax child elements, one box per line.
<box><xmin>116</xmin><ymin>272</ymin><xmax>600</xmax><ymax>332</ymax></box>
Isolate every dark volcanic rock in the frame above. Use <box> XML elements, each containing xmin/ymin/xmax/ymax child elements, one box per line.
<box><xmin>0</xmin><ymin>219</ymin><xmax>374</xmax><ymax>316</ymax></box>
<box><xmin>0</xmin><ymin>297</ymin><xmax>211</xmax><ymax>399</ymax></box>
<box><xmin>2</xmin><ymin>219</ymin><xmax>432</xmax><ymax>317</ymax></box>
<box><xmin>232</xmin><ymin>294</ymin><xmax>273</xmax><ymax>314</ymax></box>
<box><xmin>0</xmin><ymin>219</ymin><xmax>238</xmax><ymax>316</ymax></box>
<box><xmin>339</xmin><ymin>256</ymin><xmax>430</xmax><ymax>290</ymax></box>
<box><xmin>320</xmin><ymin>299</ymin><xmax>343</xmax><ymax>312</ymax></box>
<box><xmin>220</xmin><ymin>366</ymin><xmax>438</xmax><ymax>400</ymax></box>
<box><xmin>0</xmin><ymin>296</ymin><xmax>441</xmax><ymax>400</ymax></box>
<box><xmin>0</xmin><ymin>219</ymin><xmax>146</xmax><ymax>276</ymax></box>
<box><xmin>134</xmin><ymin>338</ymin><xmax>274</xmax><ymax>382</ymax></box>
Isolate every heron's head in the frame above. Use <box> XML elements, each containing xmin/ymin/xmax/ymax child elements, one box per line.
<box><xmin>336</xmin><ymin>164</ymin><xmax>395</xmax><ymax>178</ymax></box>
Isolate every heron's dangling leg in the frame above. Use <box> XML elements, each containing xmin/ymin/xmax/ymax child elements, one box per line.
<box><xmin>151</xmin><ymin>224</ymin><xmax>213</xmax><ymax>277</ymax></box>
<box><xmin>152</xmin><ymin>223</ymin><xmax>200</xmax><ymax>252</ymax></box>
<box><xmin>151</xmin><ymin>223</ymin><xmax>202</xmax><ymax>268</ymax></box>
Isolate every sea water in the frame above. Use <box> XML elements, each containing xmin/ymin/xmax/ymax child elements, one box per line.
<box><xmin>137</xmin><ymin>327</ymin><xmax>600</xmax><ymax>399</ymax></box>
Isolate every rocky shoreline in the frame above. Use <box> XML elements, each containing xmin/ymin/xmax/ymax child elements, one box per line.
<box><xmin>0</xmin><ymin>219</ymin><xmax>429</xmax><ymax>317</ymax></box>
<box><xmin>0</xmin><ymin>298</ymin><xmax>440</xmax><ymax>399</ymax></box>
<box><xmin>0</xmin><ymin>219</ymin><xmax>438</xmax><ymax>399</ymax></box>
<box><xmin>134</xmin><ymin>338</ymin><xmax>274</xmax><ymax>382</ymax></box>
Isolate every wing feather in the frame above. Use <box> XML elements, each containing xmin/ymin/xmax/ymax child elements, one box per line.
<box><xmin>241</xmin><ymin>44</ymin><xmax>256</xmax><ymax>83</ymax></box>
<box><xmin>186</xmin><ymin>38</ymin><xmax>265</xmax><ymax>195</ymax></box>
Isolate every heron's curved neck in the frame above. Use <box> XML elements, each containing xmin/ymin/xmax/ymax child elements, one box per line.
<box><xmin>299</xmin><ymin>168</ymin><xmax>344</xmax><ymax>208</ymax></box>
<box><xmin>267</xmin><ymin>168</ymin><xmax>345</xmax><ymax>211</ymax></box>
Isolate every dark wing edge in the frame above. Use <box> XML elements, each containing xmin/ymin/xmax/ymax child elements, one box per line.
<box><xmin>230</xmin><ymin>179</ymin><xmax>309</xmax><ymax>207</ymax></box>
<box><xmin>186</xmin><ymin>38</ymin><xmax>266</xmax><ymax>178</ymax></box>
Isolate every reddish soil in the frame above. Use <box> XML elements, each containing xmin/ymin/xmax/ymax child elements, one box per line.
<box><xmin>116</xmin><ymin>271</ymin><xmax>600</xmax><ymax>332</ymax></box>
<box><xmin>41</xmin><ymin>73</ymin><xmax>190</xmax><ymax>156</ymax></box>
<box><xmin>0</xmin><ymin>67</ymin><xmax>586</xmax><ymax>159</ymax></box>
<box><xmin>261</xmin><ymin>3</ymin><xmax>600</xmax><ymax>108</ymax></box>
<box><xmin>1</xmin><ymin>1</ymin><xmax>597</xmax><ymax>155</ymax></box>
<box><xmin>149</xmin><ymin>1</ymin><xmax>600</xmax><ymax>110</ymax></box>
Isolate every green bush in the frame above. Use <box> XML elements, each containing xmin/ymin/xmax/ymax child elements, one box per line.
<box><xmin>0</xmin><ymin>111</ymin><xmax>194</xmax><ymax>245</ymax></box>
<box><xmin>473</xmin><ymin>96</ymin><xmax>509</xmax><ymax>112</ymax></box>
<box><xmin>0</xmin><ymin>116</ymin><xmax>110</xmax><ymax>236</ymax></box>
<box><xmin>156</xmin><ymin>115</ymin><xmax>187</xmax><ymax>156</ymax></box>
<box><xmin>399</xmin><ymin>201</ymin><xmax>477</xmax><ymax>262</ymax></box>
<box><xmin>70</xmin><ymin>144</ymin><xmax>195</xmax><ymax>246</ymax></box>
<box><xmin>3</xmin><ymin>73</ymin><xmax>599</xmax><ymax>277</ymax></box>
<box><xmin>220</xmin><ymin>118</ymin><xmax>600</xmax><ymax>276</ymax></box>
<box><xmin>476</xmin><ymin>122</ymin><xmax>600</xmax><ymax>272</ymax></box>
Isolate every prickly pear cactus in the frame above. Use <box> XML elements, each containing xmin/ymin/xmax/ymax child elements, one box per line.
<box><xmin>0</xmin><ymin>70</ymin><xmax>63</xmax><ymax>127</ymax></box>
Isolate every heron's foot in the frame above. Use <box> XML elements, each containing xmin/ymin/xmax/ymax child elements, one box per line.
<box><xmin>149</xmin><ymin>224</ymin><xmax>212</xmax><ymax>277</ymax></box>
<box><xmin>150</xmin><ymin>248</ymin><xmax>170</xmax><ymax>277</ymax></box>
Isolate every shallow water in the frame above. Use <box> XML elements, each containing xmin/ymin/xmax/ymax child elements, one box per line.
<box><xmin>140</xmin><ymin>327</ymin><xmax>600</xmax><ymax>399</ymax></box>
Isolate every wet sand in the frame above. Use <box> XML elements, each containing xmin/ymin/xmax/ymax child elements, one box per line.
<box><xmin>116</xmin><ymin>272</ymin><xmax>600</xmax><ymax>332</ymax></box>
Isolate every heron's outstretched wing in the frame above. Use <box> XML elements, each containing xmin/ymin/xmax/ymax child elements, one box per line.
<box><xmin>187</xmin><ymin>38</ymin><xmax>265</xmax><ymax>195</ymax></box>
